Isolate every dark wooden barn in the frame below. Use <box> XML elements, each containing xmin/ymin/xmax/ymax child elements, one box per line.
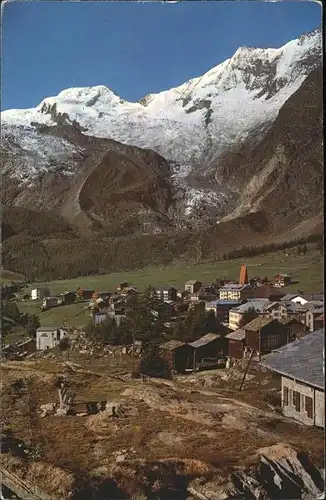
<box><xmin>159</xmin><ymin>340</ymin><xmax>194</xmax><ymax>373</ymax></box>
<box><xmin>189</xmin><ymin>333</ymin><xmax>226</xmax><ymax>368</ymax></box>
<box><xmin>226</xmin><ymin>329</ymin><xmax>246</xmax><ymax>359</ymax></box>
<box><xmin>280</xmin><ymin>317</ymin><xmax>308</xmax><ymax>341</ymax></box>
<box><xmin>60</xmin><ymin>291</ymin><xmax>77</xmax><ymax>305</ymax></box>
<box><xmin>244</xmin><ymin>317</ymin><xmax>289</xmax><ymax>356</ymax></box>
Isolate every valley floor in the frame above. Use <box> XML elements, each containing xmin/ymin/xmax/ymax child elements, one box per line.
<box><xmin>15</xmin><ymin>246</ymin><xmax>323</xmax><ymax>328</ymax></box>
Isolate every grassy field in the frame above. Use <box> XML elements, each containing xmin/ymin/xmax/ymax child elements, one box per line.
<box><xmin>30</xmin><ymin>246</ymin><xmax>322</xmax><ymax>294</ymax></box>
<box><xmin>19</xmin><ymin>300</ymin><xmax>90</xmax><ymax>328</ymax></box>
<box><xmin>13</xmin><ymin>246</ymin><xmax>322</xmax><ymax>328</ymax></box>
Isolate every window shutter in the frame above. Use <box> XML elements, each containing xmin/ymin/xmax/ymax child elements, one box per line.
<box><xmin>283</xmin><ymin>386</ymin><xmax>289</xmax><ymax>406</ymax></box>
<box><xmin>295</xmin><ymin>391</ymin><xmax>301</xmax><ymax>412</ymax></box>
<box><xmin>305</xmin><ymin>396</ymin><xmax>313</xmax><ymax>419</ymax></box>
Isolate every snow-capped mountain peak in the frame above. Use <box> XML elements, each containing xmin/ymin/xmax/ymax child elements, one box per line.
<box><xmin>1</xmin><ymin>28</ymin><xmax>321</xmax><ymax>171</ymax></box>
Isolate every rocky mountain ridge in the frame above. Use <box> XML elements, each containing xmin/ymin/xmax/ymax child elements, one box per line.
<box><xmin>1</xmin><ymin>27</ymin><xmax>322</xmax><ymax>237</ymax></box>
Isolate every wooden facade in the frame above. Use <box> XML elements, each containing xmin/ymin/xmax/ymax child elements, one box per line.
<box><xmin>228</xmin><ymin>339</ymin><xmax>245</xmax><ymax>359</ymax></box>
<box><xmin>244</xmin><ymin>318</ymin><xmax>289</xmax><ymax>355</ymax></box>
<box><xmin>190</xmin><ymin>334</ymin><xmax>226</xmax><ymax>366</ymax></box>
<box><xmin>160</xmin><ymin>341</ymin><xmax>194</xmax><ymax>373</ymax></box>
<box><xmin>281</xmin><ymin>318</ymin><xmax>308</xmax><ymax>341</ymax></box>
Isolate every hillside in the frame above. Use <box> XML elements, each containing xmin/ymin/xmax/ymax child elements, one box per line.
<box><xmin>213</xmin><ymin>67</ymin><xmax>323</xmax><ymax>232</ymax></box>
<box><xmin>1</xmin><ymin>356</ymin><xmax>324</xmax><ymax>499</ymax></box>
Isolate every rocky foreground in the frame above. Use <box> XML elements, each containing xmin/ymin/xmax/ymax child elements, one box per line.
<box><xmin>1</xmin><ymin>355</ymin><xmax>324</xmax><ymax>499</ymax></box>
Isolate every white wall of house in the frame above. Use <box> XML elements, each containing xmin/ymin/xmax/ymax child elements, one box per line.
<box><xmin>220</xmin><ymin>290</ymin><xmax>241</xmax><ymax>300</ymax></box>
<box><xmin>36</xmin><ymin>329</ymin><xmax>67</xmax><ymax>351</ymax></box>
<box><xmin>228</xmin><ymin>310</ymin><xmax>242</xmax><ymax>330</ymax></box>
<box><xmin>281</xmin><ymin>376</ymin><xmax>324</xmax><ymax>428</ymax></box>
<box><xmin>31</xmin><ymin>289</ymin><xmax>38</xmax><ymax>300</ymax></box>
<box><xmin>291</xmin><ymin>297</ymin><xmax>308</xmax><ymax>305</ymax></box>
<box><xmin>315</xmin><ymin>389</ymin><xmax>325</xmax><ymax>428</ymax></box>
<box><xmin>269</xmin><ymin>305</ymin><xmax>288</xmax><ymax>320</ymax></box>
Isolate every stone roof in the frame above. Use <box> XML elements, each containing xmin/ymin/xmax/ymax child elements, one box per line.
<box><xmin>279</xmin><ymin>317</ymin><xmax>304</xmax><ymax>326</ymax></box>
<box><xmin>207</xmin><ymin>300</ymin><xmax>241</xmax><ymax>307</ymax></box>
<box><xmin>226</xmin><ymin>329</ymin><xmax>246</xmax><ymax>341</ymax></box>
<box><xmin>244</xmin><ymin>316</ymin><xmax>275</xmax><ymax>331</ymax></box>
<box><xmin>190</xmin><ymin>333</ymin><xmax>220</xmax><ymax>348</ymax></box>
<box><xmin>260</xmin><ymin>329</ymin><xmax>324</xmax><ymax>390</ymax></box>
<box><xmin>280</xmin><ymin>294</ymin><xmax>298</xmax><ymax>302</ymax></box>
<box><xmin>185</xmin><ymin>280</ymin><xmax>200</xmax><ymax>285</ymax></box>
<box><xmin>160</xmin><ymin>340</ymin><xmax>186</xmax><ymax>351</ymax></box>
<box><xmin>231</xmin><ymin>299</ymin><xmax>270</xmax><ymax>314</ymax></box>
<box><xmin>155</xmin><ymin>285</ymin><xmax>177</xmax><ymax>291</ymax></box>
<box><xmin>36</xmin><ymin>326</ymin><xmax>62</xmax><ymax>332</ymax></box>
<box><xmin>220</xmin><ymin>284</ymin><xmax>250</xmax><ymax>291</ymax></box>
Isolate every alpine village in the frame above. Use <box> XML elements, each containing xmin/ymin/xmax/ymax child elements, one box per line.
<box><xmin>1</xmin><ymin>6</ymin><xmax>325</xmax><ymax>500</ymax></box>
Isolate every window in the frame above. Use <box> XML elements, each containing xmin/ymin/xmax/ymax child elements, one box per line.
<box><xmin>305</xmin><ymin>396</ymin><xmax>313</xmax><ymax>419</ymax></box>
<box><xmin>283</xmin><ymin>386</ymin><xmax>289</xmax><ymax>406</ymax></box>
<box><xmin>292</xmin><ymin>390</ymin><xmax>301</xmax><ymax>412</ymax></box>
<box><xmin>266</xmin><ymin>335</ymin><xmax>280</xmax><ymax>348</ymax></box>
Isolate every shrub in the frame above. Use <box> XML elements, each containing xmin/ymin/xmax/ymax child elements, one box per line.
<box><xmin>139</xmin><ymin>347</ymin><xmax>171</xmax><ymax>379</ymax></box>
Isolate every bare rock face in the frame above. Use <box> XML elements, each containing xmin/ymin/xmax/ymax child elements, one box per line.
<box><xmin>188</xmin><ymin>444</ymin><xmax>325</xmax><ymax>500</ymax></box>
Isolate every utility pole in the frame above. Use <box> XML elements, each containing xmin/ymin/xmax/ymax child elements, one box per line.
<box><xmin>258</xmin><ymin>328</ymin><xmax>262</xmax><ymax>391</ymax></box>
<box><xmin>132</xmin><ymin>331</ymin><xmax>135</xmax><ymax>374</ymax></box>
<box><xmin>239</xmin><ymin>350</ymin><xmax>254</xmax><ymax>392</ymax></box>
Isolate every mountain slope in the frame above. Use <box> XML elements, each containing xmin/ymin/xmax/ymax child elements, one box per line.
<box><xmin>213</xmin><ymin>67</ymin><xmax>323</xmax><ymax>234</ymax></box>
<box><xmin>1</xmin><ymin>27</ymin><xmax>322</xmax><ymax>244</ymax></box>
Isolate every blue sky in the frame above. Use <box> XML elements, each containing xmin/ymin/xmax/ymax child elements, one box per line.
<box><xmin>1</xmin><ymin>1</ymin><xmax>321</xmax><ymax>111</ymax></box>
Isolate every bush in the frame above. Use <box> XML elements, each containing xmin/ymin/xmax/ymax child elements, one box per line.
<box><xmin>139</xmin><ymin>347</ymin><xmax>171</xmax><ymax>379</ymax></box>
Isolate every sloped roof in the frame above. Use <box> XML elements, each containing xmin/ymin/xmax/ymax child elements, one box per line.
<box><xmin>300</xmin><ymin>294</ymin><xmax>324</xmax><ymax>302</ymax></box>
<box><xmin>280</xmin><ymin>294</ymin><xmax>297</xmax><ymax>302</ymax></box>
<box><xmin>190</xmin><ymin>333</ymin><xmax>220</xmax><ymax>348</ymax></box>
<box><xmin>36</xmin><ymin>326</ymin><xmax>62</xmax><ymax>332</ymax></box>
<box><xmin>220</xmin><ymin>284</ymin><xmax>250</xmax><ymax>291</ymax></box>
<box><xmin>316</xmin><ymin>314</ymin><xmax>324</xmax><ymax>321</ymax></box>
<box><xmin>303</xmin><ymin>301</ymin><xmax>324</xmax><ymax>313</ymax></box>
<box><xmin>206</xmin><ymin>300</ymin><xmax>241</xmax><ymax>307</ymax></box>
<box><xmin>160</xmin><ymin>340</ymin><xmax>186</xmax><ymax>351</ymax></box>
<box><xmin>156</xmin><ymin>284</ymin><xmax>177</xmax><ymax>291</ymax></box>
<box><xmin>265</xmin><ymin>301</ymin><xmax>282</xmax><ymax>310</ymax></box>
<box><xmin>226</xmin><ymin>329</ymin><xmax>246</xmax><ymax>341</ymax></box>
<box><xmin>185</xmin><ymin>280</ymin><xmax>200</xmax><ymax>285</ymax></box>
<box><xmin>231</xmin><ymin>299</ymin><xmax>270</xmax><ymax>313</ymax></box>
<box><xmin>260</xmin><ymin>329</ymin><xmax>324</xmax><ymax>389</ymax></box>
<box><xmin>279</xmin><ymin>317</ymin><xmax>304</xmax><ymax>326</ymax></box>
<box><xmin>244</xmin><ymin>316</ymin><xmax>275</xmax><ymax>331</ymax></box>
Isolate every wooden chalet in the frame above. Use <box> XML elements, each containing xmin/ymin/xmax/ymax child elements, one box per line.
<box><xmin>244</xmin><ymin>317</ymin><xmax>289</xmax><ymax>357</ymax></box>
<box><xmin>189</xmin><ymin>333</ymin><xmax>226</xmax><ymax>367</ymax></box>
<box><xmin>159</xmin><ymin>340</ymin><xmax>194</xmax><ymax>373</ymax></box>
<box><xmin>226</xmin><ymin>329</ymin><xmax>246</xmax><ymax>359</ymax></box>
<box><xmin>279</xmin><ymin>317</ymin><xmax>308</xmax><ymax>341</ymax></box>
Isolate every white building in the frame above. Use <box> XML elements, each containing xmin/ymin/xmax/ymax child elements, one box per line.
<box><xmin>260</xmin><ymin>329</ymin><xmax>324</xmax><ymax>428</ymax></box>
<box><xmin>31</xmin><ymin>286</ymin><xmax>50</xmax><ymax>301</ymax></box>
<box><xmin>219</xmin><ymin>284</ymin><xmax>253</xmax><ymax>301</ymax></box>
<box><xmin>36</xmin><ymin>327</ymin><xmax>68</xmax><ymax>351</ymax></box>
<box><xmin>184</xmin><ymin>280</ymin><xmax>202</xmax><ymax>294</ymax></box>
